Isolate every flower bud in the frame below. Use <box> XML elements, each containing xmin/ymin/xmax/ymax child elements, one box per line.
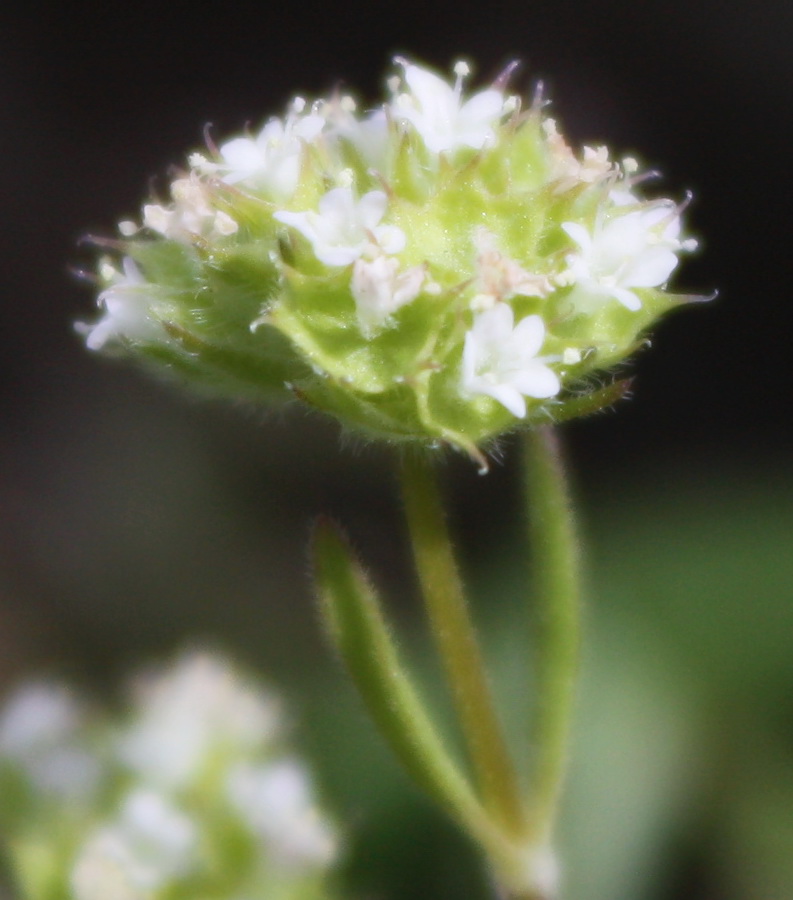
<box><xmin>79</xmin><ymin>57</ymin><xmax>700</xmax><ymax>463</ymax></box>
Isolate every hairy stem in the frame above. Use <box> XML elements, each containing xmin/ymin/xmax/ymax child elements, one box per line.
<box><xmin>524</xmin><ymin>427</ymin><xmax>581</xmax><ymax>841</ymax></box>
<box><xmin>400</xmin><ymin>451</ymin><xmax>525</xmax><ymax>837</ymax></box>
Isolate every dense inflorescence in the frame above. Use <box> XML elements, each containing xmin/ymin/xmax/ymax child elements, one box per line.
<box><xmin>0</xmin><ymin>653</ymin><xmax>338</xmax><ymax>900</ymax></box>
<box><xmin>79</xmin><ymin>58</ymin><xmax>698</xmax><ymax>465</ymax></box>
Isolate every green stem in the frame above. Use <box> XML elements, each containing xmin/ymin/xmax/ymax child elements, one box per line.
<box><xmin>524</xmin><ymin>427</ymin><xmax>581</xmax><ymax>840</ymax></box>
<box><xmin>400</xmin><ymin>450</ymin><xmax>525</xmax><ymax>837</ymax></box>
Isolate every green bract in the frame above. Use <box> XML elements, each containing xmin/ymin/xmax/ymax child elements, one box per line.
<box><xmin>80</xmin><ymin>58</ymin><xmax>698</xmax><ymax>465</ymax></box>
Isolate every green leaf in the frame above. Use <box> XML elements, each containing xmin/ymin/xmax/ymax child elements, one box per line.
<box><xmin>311</xmin><ymin>518</ymin><xmax>499</xmax><ymax>850</ymax></box>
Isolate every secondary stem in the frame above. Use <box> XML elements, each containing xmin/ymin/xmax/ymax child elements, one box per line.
<box><xmin>400</xmin><ymin>450</ymin><xmax>525</xmax><ymax>837</ymax></box>
<box><xmin>524</xmin><ymin>426</ymin><xmax>581</xmax><ymax>841</ymax></box>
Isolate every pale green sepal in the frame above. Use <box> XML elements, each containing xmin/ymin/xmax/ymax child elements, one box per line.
<box><xmin>124</xmin><ymin>239</ymin><xmax>202</xmax><ymax>289</ymax></box>
<box><xmin>542</xmin><ymin>378</ymin><xmax>634</xmax><ymax>425</ymax></box>
<box><xmin>137</xmin><ymin>322</ymin><xmax>307</xmax><ymax>403</ymax></box>
<box><xmin>290</xmin><ymin>379</ymin><xmax>428</xmax><ymax>441</ymax></box>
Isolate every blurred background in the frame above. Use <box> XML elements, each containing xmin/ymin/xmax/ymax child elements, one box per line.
<box><xmin>2</xmin><ymin>0</ymin><xmax>793</xmax><ymax>897</ymax></box>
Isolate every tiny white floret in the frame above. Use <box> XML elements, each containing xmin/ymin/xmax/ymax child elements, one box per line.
<box><xmin>72</xmin><ymin>790</ymin><xmax>197</xmax><ymax>899</ymax></box>
<box><xmin>461</xmin><ymin>305</ymin><xmax>560</xmax><ymax>418</ymax></box>
<box><xmin>391</xmin><ymin>59</ymin><xmax>505</xmax><ymax>154</ymax></box>
<box><xmin>0</xmin><ymin>682</ymin><xmax>100</xmax><ymax>799</ymax></box>
<box><xmin>118</xmin><ymin>653</ymin><xmax>280</xmax><ymax>790</ymax></box>
<box><xmin>228</xmin><ymin>759</ymin><xmax>337</xmax><ymax>869</ymax></box>
<box><xmin>142</xmin><ymin>176</ymin><xmax>238</xmax><ymax>242</ymax></box>
<box><xmin>562</xmin><ymin>203</ymin><xmax>696</xmax><ymax>311</ymax></box>
<box><xmin>323</xmin><ymin>98</ymin><xmax>390</xmax><ymax>169</ymax></box>
<box><xmin>219</xmin><ymin>102</ymin><xmax>325</xmax><ymax>199</ymax></box>
<box><xmin>77</xmin><ymin>258</ymin><xmax>166</xmax><ymax>352</ymax></box>
<box><xmin>275</xmin><ymin>187</ymin><xmax>405</xmax><ymax>266</ymax></box>
<box><xmin>351</xmin><ymin>256</ymin><xmax>425</xmax><ymax>336</ymax></box>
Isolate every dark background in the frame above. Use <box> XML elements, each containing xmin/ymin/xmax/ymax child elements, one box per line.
<box><xmin>2</xmin><ymin>1</ymin><xmax>792</xmax><ymax>898</ymax></box>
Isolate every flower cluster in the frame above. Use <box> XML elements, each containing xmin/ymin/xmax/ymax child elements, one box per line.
<box><xmin>79</xmin><ymin>57</ymin><xmax>698</xmax><ymax>464</ymax></box>
<box><xmin>0</xmin><ymin>653</ymin><xmax>338</xmax><ymax>900</ymax></box>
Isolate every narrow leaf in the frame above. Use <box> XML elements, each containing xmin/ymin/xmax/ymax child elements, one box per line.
<box><xmin>312</xmin><ymin>517</ymin><xmax>500</xmax><ymax>848</ymax></box>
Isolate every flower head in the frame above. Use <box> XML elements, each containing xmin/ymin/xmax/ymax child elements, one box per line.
<box><xmin>0</xmin><ymin>652</ymin><xmax>339</xmax><ymax>900</ymax></box>
<box><xmin>79</xmin><ymin>56</ymin><xmax>703</xmax><ymax>464</ymax></box>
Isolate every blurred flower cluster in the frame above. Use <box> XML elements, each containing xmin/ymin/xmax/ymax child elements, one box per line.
<box><xmin>0</xmin><ymin>652</ymin><xmax>338</xmax><ymax>900</ymax></box>
<box><xmin>79</xmin><ymin>57</ymin><xmax>698</xmax><ymax>463</ymax></box>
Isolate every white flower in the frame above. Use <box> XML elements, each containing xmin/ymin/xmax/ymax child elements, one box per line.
<box><xmin>471</xmin><ymin>229</ymin><xmax>553</xmax><ymax>310</ymax></box>
<box><xmin>71</xmin><ymin>790</ymin><xmax>197</xmax><ymax>900</ymax></box>
<box><xmin>562</xmin><ymin>204</ymin><xmax>697</xmax><ymax>311</ymax></box>
<box><xmin>544</xmin><ymin>118</ymin><xmax>616</xmax><ymax>193</ymax></box>
<box><xmin>461</xmin><ymin>305</ymin><xmax>560</xmax><ymax>418</ymax></box>
<box><xmin>118</xmin><ymin>653</ymin><xmax>280</xmax><ymax>790</ymax></box>
<box><xmin>322</xmin><ymin>95</ymin><xmax>390</xmax><ymax>169</ymax></box>
<box><xmin>390</xmin><ymin>59</ymin><xmax>505</xmax><ymax>154</ymax></box>
<box><xmin>76</xmin><ymin>258</ymin><xmax>165</xmax><ymax>351</ymax></box>
<box><xmin>275</xmin><ymin>187</ymin><xmax>405</xmax><ymax>266</ymax></box>
<box><xmin>351</xmin><ymin>255</ymin><xmax>425</xmax><ymax>336</ymax></box>
<box><xmin>0</xmin><ymin>682</ymin><xmax>100</xmax><ymax>799</ymax></box>
<box><xmin>142</xmin><ymin>175</ymin><xmax>238</xmax><ymax>241</ymax></box>
<box><xmin>218</xmin><ymin>98</ymin><xmax>325</xmax><ymax>199</ymax></box>
<box><xmin>227</xmin><ymin>760</ymin><xmax>337</xmax><ymax>869</ymax></box>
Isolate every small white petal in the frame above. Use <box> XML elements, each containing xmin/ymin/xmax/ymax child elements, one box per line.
<box><xmin>622</xmin><ymin>247</ymin><xmax>679</xmax><ymax>287</ymax></box>
<box><xmin>373</xmin><ymin>224</ymin><xmax>406</xmax><ymax>255</ymax></box>
<box><xmin>0</xmin><ymin>682</ymin><xmax>100</xmax><ymax>799</ymax></box>
<box><xmin>511</xmin><ymin>364</ymin><xmax>561</xmax><ymax>398</ymax></box>
<box><xmin>220</xmin><ymin>137</ymin><xmax>265</xmax><ymax>179</ymax></box>
<box><xmin>561</xmin><ymin>222</ymin><xmax>591</xmax><ymax>251</ymax></box>
<box><xmin>511</xmin><ymin>314</ymin><xmax>547</xmax><ymax>357</ymax></box>
<box><xmin>611</xmin><ymin>287</ymin><xmax>643</xmax><ymax>310</ymax></box>
<box><xmin>487</xmin><ymin>384</ymin><xmax>526</xmax><ymax>418</ymax></box>
<box><xmin>355</xmin><ymin>190</ymin><xmax>388</xmax><ymax>229</ymax></box>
